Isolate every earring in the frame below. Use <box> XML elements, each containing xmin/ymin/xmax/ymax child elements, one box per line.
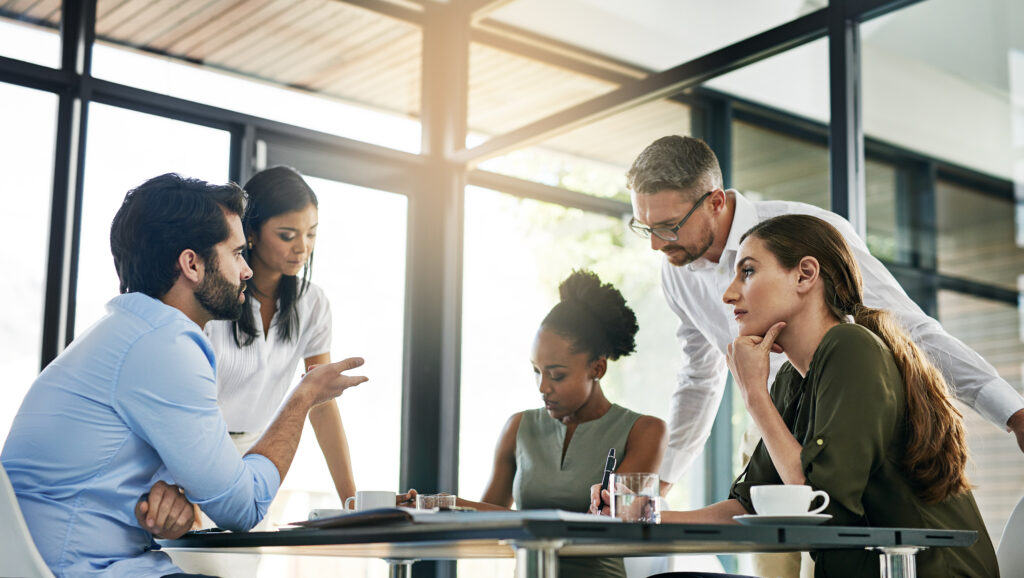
<box><xmin>247</xmin><ymin>241</ymin><xmax>253</xmax><ymax>250</ymax></box>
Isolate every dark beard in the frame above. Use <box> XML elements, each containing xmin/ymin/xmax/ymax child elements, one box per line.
<box><xmin>195</xmin><ymin>256</ymin><xmax>245</xmax><ymax>320</ymax></box>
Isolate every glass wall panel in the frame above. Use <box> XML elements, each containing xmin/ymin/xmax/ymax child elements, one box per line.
<box><xmin>708</xmin><ymin>38</ymin><xmax>829</xmax><ymax>122</ymax></box>
<box><xmin>731</xmin><ymin>120</ymin><xmax>829</xmax><ymax>209</ymax></box>
<box><xmin>864</xmin><ymin>0</ymin><xmax>1024</xmax><ymax>545</ymax></box>
<box><xmin>864</xmin><ymin>159</ymin><xmax>899</xmax><ymax>264</ymax></box>
<box><xmin>862</xmin><ymin>0</ymin><xmax>1024</xmax><ymax>183</ymax></box>
<box><xmin>92</xmin><ymin>0</ymin><xmax>421</xmax><ymax>153</ymax></box>
<box><xmin>458</xmin><ymin>186</ymin><xmax>689</xmax><ymax>573</ymax></box>
<box><xmin>936</xmin><ymin>179</ymin><xmax>1024</xmax><ymax>291</ymax></box>
<box><xmin>250</xmin><ymin>177</ymin><xmax>406</xmax><ymax>578</ymax></box>
<box><xmin>477</xmin><ymin>100</ymin><xmax>691</xmax><ymax>203</ymax></box>
<box><xmin>0</xmin><ymin>82</ymin><xmax>57</xmax><ymax>444</ymax></box>
<box><xmin>938</xmin><ymin>290</ymin><xmax>1024</xmax><ymax>543</ymax></box>
<box><xmin>76</xmin><ymin>104</ymin><xmax>231</xmax><ymax>334</ymax></box>
<box><xmin>0</xmin><ymin>1</ymin><xmax>60</xmax><ymax>68</ymax></box>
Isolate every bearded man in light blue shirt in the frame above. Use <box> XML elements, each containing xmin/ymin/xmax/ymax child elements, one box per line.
<box><xmin>1</xmin><ymin>173</ymin><xmax>368</xmax><ymax>578</ymax></box>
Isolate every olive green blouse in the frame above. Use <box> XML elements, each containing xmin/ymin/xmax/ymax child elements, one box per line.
<box><xmin>729</xmin><ymin>323</ymin><xmax>999</xmax><ymax>578</ymax></box>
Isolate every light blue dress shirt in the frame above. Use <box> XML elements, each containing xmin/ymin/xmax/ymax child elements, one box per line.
<box><xmin>1</xmin><ymin>293</ymin><xmax>281</xmax><ymax>577</ymax></box>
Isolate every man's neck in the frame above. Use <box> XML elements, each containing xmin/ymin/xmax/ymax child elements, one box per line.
<box><xmin>702</xmin><ymin>191</ymin><xmax>737</xmax><ymax>264</ymax></box>
<box><xmin>160</xmin><ymin>284</ymin><xmax>211</xmax><ymax>328</ymax></box>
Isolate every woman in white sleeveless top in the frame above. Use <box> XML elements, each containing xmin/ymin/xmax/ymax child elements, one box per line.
<box><xmin>204</xmin><ymin>166</ymin><xmax>356</xmax><ymax>502</ymax></box>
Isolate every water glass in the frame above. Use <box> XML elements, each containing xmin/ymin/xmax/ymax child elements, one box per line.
<box><xmin>610</xmin><ymin>473</ymin><xmax>660</xmax><ymax>523</ymax></box>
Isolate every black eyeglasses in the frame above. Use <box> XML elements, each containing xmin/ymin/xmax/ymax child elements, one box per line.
<box><xmin>628</xmin><ymin>192</ymin><xmax>712</xmax><ymax>242</ymax></box>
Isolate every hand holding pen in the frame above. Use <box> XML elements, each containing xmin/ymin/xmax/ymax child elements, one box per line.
<box><xmin>591</xmin><ymin>447</ymin><xmax>616</xmax><ymax>515</ymax></box>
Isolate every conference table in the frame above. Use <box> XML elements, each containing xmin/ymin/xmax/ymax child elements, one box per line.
<box><xmin>158</xmin><ymin>510</ymin><xmax>977</xmax><ymax>578</ymax></box>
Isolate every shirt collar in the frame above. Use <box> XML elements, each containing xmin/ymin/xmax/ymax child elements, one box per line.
<box><xmin>107</xmin><ymin>292</ymin><xmax>197</xmax><ymax>328</ymax></box>
<box><xmin>686</xmin><ymin>190</ymin><xmax>757</xmax><ymax>271</ymax></box>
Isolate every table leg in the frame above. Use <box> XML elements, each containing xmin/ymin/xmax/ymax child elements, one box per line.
<box><xmin>873</xmin><ymin>546</ymin><xmax>922</xmax><ymax>578</ymax></box>
<box><xmin>384</xmin><ymin>558</ymin><xmax>417</xmax><ymax>578</ymax></box>
<box><xmin>510</xmin><ymin>540</ymin><xmax>565</xmax><ymax>578</ymax></box>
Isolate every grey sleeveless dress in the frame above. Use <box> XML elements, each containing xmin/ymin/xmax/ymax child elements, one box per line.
<box><xmin>513</xmin><ymin>404</ymin><xmax>642</xmax><ymax>578</ymax></box>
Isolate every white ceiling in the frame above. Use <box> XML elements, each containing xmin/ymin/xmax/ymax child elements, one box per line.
<box><xmin>487</xmin><ymin>0</ymin><xmax>823</xmax><ymax>71</ymax></box>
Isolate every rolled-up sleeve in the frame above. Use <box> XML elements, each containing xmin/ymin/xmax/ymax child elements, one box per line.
<box><xmin>114</xmin><ymin>326</ymin><xmax>280</xmax><ymax>532</ymax></box>
<box><xmin>660</xmin><ymin>266</ymin><xmax>729</xmax><ymax>483</ymax></box>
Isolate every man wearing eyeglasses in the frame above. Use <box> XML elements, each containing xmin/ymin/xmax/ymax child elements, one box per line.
<box><xmin>627</xmin><ymin>135</ymin><xmax>1024</xmax><ymax>576</ymax></box>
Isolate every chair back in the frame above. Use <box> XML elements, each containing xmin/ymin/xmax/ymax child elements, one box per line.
<box><xmin>0</xmin><ymin>464</ymin><xmax>55</xmax><ymax>577</ymax></box>
<box><xmin>1000</xmin><ymin>494</ymin><xmax>1024</xmax><ymax>576</ymax></box>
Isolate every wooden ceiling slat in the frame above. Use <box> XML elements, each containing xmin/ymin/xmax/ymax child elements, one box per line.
<box><xmin>144</xmin><ymin>0</ymin><xmax>243</xmax><ymax>52</ymax></box>
<box><xmin>161</xmin><ymin>0</ymin><xmax>274</xmax><ymax>56</ymax></box>
<box><xmin>256</xmin><ymin>5</ymin><xmax>390</xmax><ymax>80</ymax></box>
<box><xmin>96</xmin><ymin>0</ymin><xmax>153</xmax><ymax>35</ymax></box>
<box><xmin>4</xmin><ymin>0</ymin><xmax>42</xmax><ymax>15</ymax></box>
<box><xmin>303</xmin><ymin>23</ymin><xmax>416</xmax><ymax>91</ymax></box>
<box><xmin>223</xmin><ymin>3</ymin><xmax>339</xmax><ymax>73</ymax></box>
<box><xmin>190</xmin><ymin>0</ymin><xmax>297</xmax><ymax>62</ymax></box>
<box><xmin>206</xmin><ymin>0</ymin><xmax>328</xmax><ymax>66</ymax></box>
<box><xmin>102</xmin><ymin>0</ymin><xmax>199</xmax><ymax>42</ymax></box>
<box><xmin>23</xmin><ymin>0</ymin><xmax>57</xmax><ymax>21</ymax></box>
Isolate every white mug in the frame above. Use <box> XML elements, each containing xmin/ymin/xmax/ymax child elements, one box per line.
<box><xmin>344</xmin><ymin>490</ymin><xmax>396</xmax><ymax>512</ymax></box>
<box><xmin>750</xmin><ymin>484</ymin><xmax>829</xmax><ymax>516</ymax></box>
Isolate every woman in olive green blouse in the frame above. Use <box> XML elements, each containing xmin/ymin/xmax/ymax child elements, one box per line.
<box><xmin>596</xmin><ymin>214</ymin><xmax>998</xmax><ymax>577</ymax></box>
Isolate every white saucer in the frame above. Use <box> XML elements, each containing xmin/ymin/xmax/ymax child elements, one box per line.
<box><xmin>733</xmin><ymin>513</ymin><xmax>832</xmax><ymax>526</ymax></box>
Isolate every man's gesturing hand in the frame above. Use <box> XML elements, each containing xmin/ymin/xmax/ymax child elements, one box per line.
<box><xmin>300</xmin><ymin>357</ymin><xmax>369</xmax><ymax>407</ymax></box>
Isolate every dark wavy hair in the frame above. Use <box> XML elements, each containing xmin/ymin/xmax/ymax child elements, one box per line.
<box><xmin>110</xmin><ymin>173</ymin><xmax>245</xmax><ymax>298</ymax></box>
<box><xmin>233</xmin><ymin>166</ymin><xmax>318</xmax><ymax>346</ymax></box>
<box><xmin>541</xmin><ymin>270</ymin><xmax>639</xmax><ymax>361</ymax></box>
<box><xmin>742</xmin><ymin>214</ymin><xmax>970</xmax><ymax>503</ymax></box>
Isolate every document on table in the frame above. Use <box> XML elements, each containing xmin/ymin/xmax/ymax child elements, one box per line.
<box><xmin>293</xmin><ymin>508</ymin><xmax>618</xmax><ymax>529</ymax></box>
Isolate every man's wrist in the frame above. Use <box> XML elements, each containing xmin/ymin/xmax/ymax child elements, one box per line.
<box><xmin>1006</xmin><ymin>408</ymin><xmax>1024</xmax><ymax>433</ymax></box>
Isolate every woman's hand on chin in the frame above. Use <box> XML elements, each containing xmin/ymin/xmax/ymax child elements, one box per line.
<box><xmin>727</xmin><ymin>321</ymin><xmax>786</xmax><ymax>406</ymax></box>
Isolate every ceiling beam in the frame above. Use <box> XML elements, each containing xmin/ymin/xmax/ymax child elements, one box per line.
<box><xmin>451</xmin><ymin>8</ymin><xmax>829</xmax><ymax>166</ymax></box>
<box><xmin>331</xmin><ymin>0</ymin><xmax>423</xmax><ymax>25</ymax></box>
<box><xmin>464</xmin><ymin>0</ymin><xmax>516</xmax><ymax>24</ymax></box>
<box><xmin>468</xmin><ymin>169</ymin><xmax>630</xmax><ymax>218</ymax></box>
<box><xmin>471</xmin><ymin>19</ymin><xmax>645</xmax><ymax>85</ymax></box>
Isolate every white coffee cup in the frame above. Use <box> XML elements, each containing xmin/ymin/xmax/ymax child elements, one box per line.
<box><xmin>750</xmin><ymin>484</ymin><xmax>829</xmax><ymax>516</ymax></box>
<box><xmin>344</xmin><ymin>490</ymin><xmax>396</xmax><ymax>512</ymax></box>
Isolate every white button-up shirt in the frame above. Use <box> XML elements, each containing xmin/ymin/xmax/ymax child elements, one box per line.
<box><xmin>205</xmin><ymin>282</ymin><xmax>332</xmax><ymax>433</ymax></box>
<box><xmin>659</xmin><ymin>191</ymin><xmax>1024</xmax><ymax>483</ymax></box>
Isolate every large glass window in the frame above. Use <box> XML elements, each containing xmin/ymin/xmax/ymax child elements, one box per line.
<box><xmin>864</xmin><ymin>0</ymin><xmax>1024</xmax><ymax>544</ymax></box>
<box><xmin>731</xmin><ymin>120</ymin><xmax>829</xmax><ymax>208</ymax></box>
<box><xmin>91</xmin><ymin>0</ymin><xmax>421</xmax><ymax>152</ymax></box>
<box><xmin>0</xmin><ymin>82</ymin><xmax>57</xmax><ymax>444</ymax></box>
<box><xmin>477</xmin><ymin>99</ymin><xmax>691</xmax><ymax>204</ymax></box>
<box><xmin>936</xmin><ymin>179</ymin><xmax>1024</xmax><ymax>291</ymax></box>
<box><xmin>76</xmin><ymin>104</ymin><xmax>231</xmax><ymax>334</ymax></box>
<box><xmin>0</xmin><ymin>2</ymin><xmax>60</xmax><ymax>68</ymax></box>
<box><xmin>708</xmin><ymin>38</ymin><xmax>829</xmax><ymax>123</ymax></box>
<box><xmin>253</xmin><ymin>177</ymin><xmax>407</xmax><ymax>578</ymax></box>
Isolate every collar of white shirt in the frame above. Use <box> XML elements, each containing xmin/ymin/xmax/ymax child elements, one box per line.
<box><xmin>687</xmin><ymin>190</ymin><xmax>758</xmax><ymax>272</ymax></box>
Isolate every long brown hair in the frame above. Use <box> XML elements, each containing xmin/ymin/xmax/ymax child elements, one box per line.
<box><xmin>743</xmin><ymin>214</ymin><xmax>970</xmax><ymax>503</ymax></box>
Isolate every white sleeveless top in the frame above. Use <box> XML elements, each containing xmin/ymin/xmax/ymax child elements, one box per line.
<box><xmin>204</xmin><ymin>282</ymin><xmax>332</xmax><ymax>432</ymax></box>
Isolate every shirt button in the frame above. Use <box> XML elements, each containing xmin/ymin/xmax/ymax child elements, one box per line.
<box><xmin>816</xmin><ymin>439</ymin><xmax>823</xmax><ymax>446</ymax></box>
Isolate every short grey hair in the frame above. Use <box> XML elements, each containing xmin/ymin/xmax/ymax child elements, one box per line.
<box><xmin>626</xmin><ymin>135</ymin><xmax>723</xmax><ymax>201</ymax></box>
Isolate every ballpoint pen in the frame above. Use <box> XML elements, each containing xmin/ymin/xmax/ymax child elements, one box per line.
<box><xmin>597</xmin><ymin>447</ymin><xmax>616</xmax><ymax>512</ymax></box>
